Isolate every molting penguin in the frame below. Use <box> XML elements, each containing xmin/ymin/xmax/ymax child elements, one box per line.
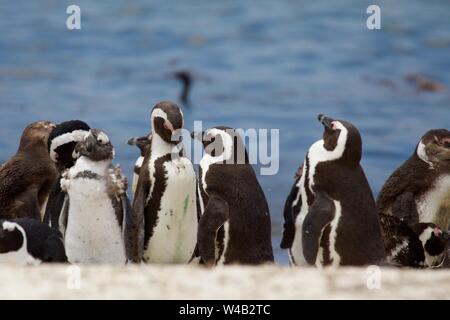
<box><xmin>381</xmin><ymin>213</ymin><xmax>447</xmax><ymax>267</ymax></box>
<box><xmin>0</xmin><ymin>121</ymin><xmax>57</xmax><ymax>220</ymax></box>
<box><xmin>133</xmin><ymin>101</ymin><xmax>197</xmax><ymax>264</ymax></box>
<box><xmin>59</xmin><ymin>129</ymin><xmax>139</xmax><ymax>264</ymax></box>
<box><xmin>0</xmin><ymin>218</ymin><xmax>67</xmax><ymax>265</ymax></box>
<box><xmin>377</xmin><ymin>129</ymin><xmax>450</xmax><ymax>230</ymax></box>
<box><xmin>193</xmin><ymin>126</ymin><xmax>274</xmax><ymax>266</ymax></box>
<box><xmin>44</xmin><ymin>120</ymin><xmax>91</xmax><ymax>226</ymax></box>
<box><xmin>281</xmin><ymin>115</ymin><xmax>385</xmax><ymax>267</ymax></box>
<box><xmin>127</xmin><ymin>134</ymin><xmax>152</xmax><ymax>196</ymax></box>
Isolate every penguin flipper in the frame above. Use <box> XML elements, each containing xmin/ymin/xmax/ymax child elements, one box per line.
<box><xmin>302</xmin><ymin>192</ymin><xmax>335</xmax><ymax>265</ymax></box>
<box><xmin>198</xmin><ymin>192</ymin><xmax>229</xmax><ymax>266</ymax></box>
<box><xmin>280</xmin><ymin>179</ymin><xmax>300</xmax><ymax>249</ymax></box>
<box><xmin>391</xmin><ymin>192</ymin><xmax>419</xmax><ymax>225</ymax></box>
<box><xmin>122</xmin><ymin>193</ymin><xmax>144</xmax><ymax>263</ymax></box>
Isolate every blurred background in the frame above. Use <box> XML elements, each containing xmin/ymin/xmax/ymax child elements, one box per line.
<box><xmin>0</xmin><ymin>0</ymin><xmax>449</xmax><ymax>264</ymax></box>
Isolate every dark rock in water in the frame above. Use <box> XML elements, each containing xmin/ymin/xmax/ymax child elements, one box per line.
<box><xmin>405</xmin><ymin>73</ymin><xmax>444</xmax><ymax>92</ymax></box>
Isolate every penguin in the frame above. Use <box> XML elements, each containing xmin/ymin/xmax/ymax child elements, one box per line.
<box><xmin>381</xmin><ymin>213</ymin><xmax>447</xmax><ymax>267</ymax></box>
<box><xmin>44</xmin><ymin>120</ymin><xmax>91</xmax><ymax>226</ymax></box>
<box><xmin>59</xmin><ymin>129</ymin><xmax>140</xmax><ymax>264</ymax></box>
<box><xmin>133</xmin><ymin>101</ymin><xmax>197</xmax><ymax>264</ymax></box>
<box><xmin>377</xmin><ymin>129</ymin><xmax>450</xmax><ymax>230</ymax></box>
<box><xmin>281</xmin><ymin>114</ymin><xmax>385</xmax><ymax>267</ymax></box>
<box><xmin>192</xmin><ymin>126</ymin><xmax>274</xmax><ymax>266</ymax></box>
<box><xmin>0</xmin><ymin>121</ymin><xmax>57</xmax><ymax>220</ymax></box>
<box><xmin>127</xmin><ymin>134</ymin><xmax>152</xmax><ymax>196</ymax></box>
<box><xmin>0</xmin><ymin>218</ymin><xmax>67</xmax><ymax>265</ymax></box>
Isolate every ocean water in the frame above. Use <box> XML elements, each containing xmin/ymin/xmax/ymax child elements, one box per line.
<box><xmin>0</xmin><ymin>0</ymin><xmax>449</xmax><ymax>265</ymax></box>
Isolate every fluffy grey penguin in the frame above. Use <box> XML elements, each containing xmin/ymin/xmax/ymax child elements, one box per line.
<box><xmin>44</xmin><ymin>120</ymin><xmax>91</xmax><ymax>226</ymax></box>
<box><xmin>281</xmin><ymin>115</ymin><xmax>385</xmax><ymax>267</ymax></box>
<box><xmin>0</xmin><ymin>218</ymin><xmax>67</xmax><ymax>265</ymax></box>
<box><xmin>59</xmin><ymin>129</ymin><xmax>139</xmax><ymax>264</ymax></box>
<box><xmin>127</xmin><ymin>134</ymin><xmax>152</xmax><ymax>196</ymax></box>
<box><xmin>381</xmin><ymin>213</ymin><xmax>448</xmax><ymax>267</ymax></box>
<box><xmin>133</xmin><ymin>101</ymin><xmax>197</xmax><ymax>263</ymax></box>
<box><xmin>192</xmin><ymin>126</ymin><xmax>274</xmax><ymax>266</ymax></box>
<box><xmin>0</xmin><ymin>121</ymin><xmax>57</xmax><ymax>220</ymax></box>
<box><xmin>377</xmin><ymin>129</ymin><xmax>450</xmax><ymax>230</ymax></box>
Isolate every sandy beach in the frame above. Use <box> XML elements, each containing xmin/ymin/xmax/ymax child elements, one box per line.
<box><xmin>1</xmin><ymin>264</ymin><xmax>449</xmax><ymax>300</ymax></box>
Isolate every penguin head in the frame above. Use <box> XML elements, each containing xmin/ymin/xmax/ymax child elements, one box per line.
<box><xmin>19</xmin><ymin>121</ymin><xmax>56</xmax><ymax>151</ymax></box>
<box><xmin>192</xmin><ymin>126</ymin><xmax>249</xmax><ymax>164</ymax></box>
<box><xmin>151</xmin><ymin>101</ymin><xmax>184</xmax><ymax>145</ymax></box>
<box><xmin>0</xmin><ymin>221</ymin><xmax>24</xmax><ymax>254</ymax></box>
<box><xmin>48</xmin><ymin>120</ymin><xmax>91</xmax><ymax>170</ymax></box>
<box><xmin>412</xmin><ymin>223</ymin><xmax>448</xmax><ymax>267</ymax></box>
<box><xmin>127</xmin><ymin>134</ymin><xmax>151</xmax><ymax>157</ymax></box>
<box><xmin>416</xmin><ymin>129</ymin><xmax>450</xmax><ymax>167</ymax></box>
<box><xmin>318</xmin><ymin>114</ymin><xmax>362</xmax><ymax>165</ymax></box>
<box><xmin>75</xmin><ymin>129</ymin><xmax>115</xmax><ymax>161</ymax></box>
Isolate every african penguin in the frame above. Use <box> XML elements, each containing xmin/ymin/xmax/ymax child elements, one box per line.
<box><xmin>127</xmin><ymin>134</ymin><xmax>152</xmax><ymax>196</ymax></box>
<box><xmin>133</xmin><ymin>101</ymin><xmax>197</xmax><ymax>264</ymax></box>
<box><xmin>192</xmin><ymin>126</ymin><xmax>274</xmax><ymax>266</ymax></box>
<box><xmin>0</xmin><ymin>121</ymin><xmax>57</xmax><ymax>220</ymax></box>
<box><xmin>0</xmin><ymin>218</ymin><xmax>67</xmax><ymax>265</ymax></box>
<box><xmin>281</xmin><ymin>114</ymin><xmax>385</xmax><ymax>267</ymax></box>
<box><xmin>377</xmin><ymin>129</ymin><xmax>450</xmax><ymax>231</ymax></box>
<box><xmin>381</xmin><ymin>213</ymin><xmax>447</xmax><ymax>268</ymax></box>
<box><xmin>59</xmin><ymin>129</ymin><xmax>139</xmax><ymax>264</ymax></box>
<box><xmin>44</xmin><ymin>120</ymin><xmax>91</xmax><ymax>226</ymax></box>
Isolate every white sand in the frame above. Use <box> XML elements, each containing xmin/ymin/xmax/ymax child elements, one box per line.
<box><xmin>1</xmin><ymin>264</ymin><xmax>449</xmax><ymax>299</ymax></box>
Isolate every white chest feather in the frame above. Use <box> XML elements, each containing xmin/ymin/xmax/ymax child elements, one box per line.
<box><xmin>416</xmin><ymin>175</ymin><xmax>450</xmax><ymax>230</ymax></box>
<box><xmin>63</xmin><ymin>158</ymin><xmax>125</xmax><ymax>264</ymax></box>
<box><xmin>143</xmin><ymin>156</ymin><xmax>198</xmax><ymax>263</ymax></box>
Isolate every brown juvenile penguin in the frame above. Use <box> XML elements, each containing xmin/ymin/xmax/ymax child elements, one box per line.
<box><xmin>377</xmin><ymin>129</ymin><xmax>450</xmax><ymax>230</ymax></box>
<box><xmin>0</xmin><ymin>121</ymin><xmax>57</xmax><ymax>220</ymax></box>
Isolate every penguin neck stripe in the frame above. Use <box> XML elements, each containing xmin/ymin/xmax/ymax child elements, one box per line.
<box><xmin>417</xmin><ymin>141</ymin><xmax>434</xmax><ymax>169</ymax></box>
<box><xmin>50</xmin><ymin>130</ymin><xmax>89</xmax><ymax>162</ymax></box>
<box><xmin>151</xmin><ymin>132</ymin><xmax>180</xmax><ymax>156</ymax></box>
<box><xmin>307</xmin><ymin>124</ymin><xmax>348</xmax><ymax>193</ymax></box>
<box><xmin>199</xmin><ymin>129</ymin><xmax>233</xmax><ymax>195</ymax></box>
<box><xmin>0</xmin><ymin>221</ymin><xmax>36</xmax><ymax>265</ymax></box>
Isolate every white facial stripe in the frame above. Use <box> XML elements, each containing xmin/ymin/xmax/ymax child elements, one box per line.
<box><xmin>96</xmin><ymin>131</ymin><xmax>109</xmax><ymax>144</ymax></box>
<box><xmin>308</xmin><ymin>122</ymin><xmax>348</xmax><ymax>193</ymax></box>
<box><xmin>50</xmin><ymin>130</ymin><xmax>89</xmax><ymax>162</ymax></box>
<box><xmin>2</xmin><ymin>221</ymin><xmax>18</xmax><ymax>232</ymax></box>
<box><xmin>199</xmin><ymin>129</ymin><xmax>234</xmax><ymax>195</ymax></box>
<box><xmin>418</xmin><ymin>226</ymin><xmax>435</xmax><ymax>247</ymax></box>
<box><xmin>417</xmin><ymin>140</ymin><xmax>434</xmax><ymax>168</ymax></box>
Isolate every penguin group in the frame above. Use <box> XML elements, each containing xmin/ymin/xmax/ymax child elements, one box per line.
<box><xmin>0</xmin><ymin>101</ymin><xmax>448</xmax><ymax>270</ymax></box>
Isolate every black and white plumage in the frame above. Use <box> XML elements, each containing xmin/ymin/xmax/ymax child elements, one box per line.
<box><xmin>133</xmin><ymin>101</ymin><xmax>197</xmax><ymax>264</ymax></box>
<box><xmin>0</xmin><ymin>218</ymin><xmax>67</xmax><ymax>265</ymax></box>
<box><xmin>44</xmin><ymin>120</ymin><xmax>90</xmax><ymax>226</ymax></box>
<box><xmin>281</xmin><ymin>115</ymin><xmax>385</xmax><ymax>267</ymax></box>
<box><xmin>377</xmin><ymin>129</ymin><xmax>450</xmax><ymax>231</ymax></box>
<box><xmin>193</xmin><ymin>126</ymin><xmax>274</xmax><ymax>266</ymax></box>
<box><xmin>127</xmin><ymin>134</ymin><xmax>152</xmax><ymax>196</ymax></box>
<box><xmin>381</xmin><ymin>213</ymin><xmax>448</xmax><ymax>267</ymax></box>
<box><xmin>59</xmin><ymin>129</ymin><xmax>139</xmax><ymax>264</ymax></box>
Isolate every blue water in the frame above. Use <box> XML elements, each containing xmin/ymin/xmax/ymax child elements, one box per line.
<box><xmin>1</xmin><ymin>1</ymin><xmax>449</xmax><ymax>264</ymax></box>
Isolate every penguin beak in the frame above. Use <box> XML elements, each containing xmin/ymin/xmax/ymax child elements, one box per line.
<box><xmin>318</xmin><ymin>114</ymin><xmax>334</xmax><ymax>130</ymax></box>
<box><xmin>163</xmin><ymin>120</ymin><xmax>175</xmax><ymax>133</ymax></box>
